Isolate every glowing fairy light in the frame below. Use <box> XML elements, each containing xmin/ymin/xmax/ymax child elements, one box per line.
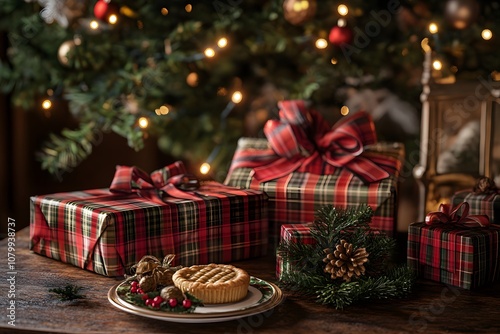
<box><xmin>231</xmin><ymin>91</ymin><xmax>243</xmax><ymax>104</ymax></box>
<box><xmin>138</xmin><ymin>117</ymin><xmax>149</xmax><ymax>128</ymax></box>
<box><xmin>200</xmin><ymin>162</ymin><xmax>211</xmax><ymax>175</ymax></box>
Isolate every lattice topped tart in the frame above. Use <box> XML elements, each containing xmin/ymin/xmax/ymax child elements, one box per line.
<box><xmin>172</xmin><ymin>264</ymin><xmax>250</xmax><ymax>304</ymax></box>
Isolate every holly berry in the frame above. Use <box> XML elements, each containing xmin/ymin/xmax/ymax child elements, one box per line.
<box><xmin>137</xmin><ymin>288</ymin><xmax>144</xmax><ymax>294</ymax></box>
<box><xmin>153</xmin><ymin>296</ymin><xmax>164</xmax><ymax>304</ymax></box>
<box><xmin>130</xmin><ymin>287</ymin><xmax>137</xmax><ymax>294</ymax></box>
<box><xmin>151</xmin><ymin>301</ymin><xmax>161</xmax><ymax>309</ymax></box>
<box><xmin>168</xmin><ymin>298</ymin><xmax>178</xmax><ymax>307</ymax></box>
<box><xmin>145</xmin><ymin>298</ymin><xmax>154</xmax><ymax>306</ymax></box>
<box><xmin>141</xmin><ymin>294</ymin><xmax>149</xmax><ymax>301</ymax></box>
<box><xmin>182</xmin><ymin>299</ymin><xmax>192</xmax><ymax>309</ymax></box>
<box><xmin>131</xmin><ymin>281</ymin><xmax>138</xmax><ymax>288</ymax></box>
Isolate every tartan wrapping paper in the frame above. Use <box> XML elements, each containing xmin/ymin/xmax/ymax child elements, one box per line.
<box><xmin>30</xmin><ymin>183</ymin><xmax>268</xmax><ymax>277</ymax></box>
<box><xmin>407</xmin><ymin>222</ymin><xmax>500</xmax><ymax>289</ymax></box>
<box><xmin>452</xmin><ymin>190</ymin><xmax>500</xmax><ymax>224</ymax></box>
<box><xmin>225</xmin><ymin>138</ymin><xmax>404</xmax><ymax>244</ymax></box>
<box><xmin>276</xmin><ymin>224</ymin><xmax>316</xmax><ymax>279</ymax></box>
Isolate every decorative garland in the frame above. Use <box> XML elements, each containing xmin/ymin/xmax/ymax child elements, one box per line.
<box><xmin>277</xmin><ymin>205</ymin><xmax>415</xmax><ymax>309</ymax></box>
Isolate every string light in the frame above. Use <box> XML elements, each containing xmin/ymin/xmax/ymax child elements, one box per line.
<box><xmin>155</xmin><ymin>106</ymin><xmax>170</xmax><ymax>115</ymax></box>
<box><xmin>138</xmin><ymin>117</ymin><xmax>149</xmax><ymax>128</ymax></box>
<box><xmin>337</xmin><ymin>18</ymin><xmax>347</xmax><ymax>27</ymax></box>
<box><xmin>432</xmin><ymin>60</ymin><xmax>442</xmax><ymax>71</ymax></box>
<box><xmin>186</xmin><ymin>72</ymin><xmax>199</xmax><ymax>87</ymax></box>
<box><xmin>428</xmin><ymin>23</ymin><xmax>438</xmax><ymax>34</ymax></box>
<box><xmin>231</xmin><ymin>91</ymin><xmax>243</xmax><ymax>104</ymax></box>
<box><xmin>42</xmin><ymin>99</ymin><xmax>52</xmax><ymax>110</ymax></box>
<box><xmin>481</xmin><ymin>29</ymin><xmax>493</xmax><ymax>40</ymax></box>
<box><xmin>108</xmin><ymin>14</ymin><xmax>118</xmax><ymax>24</ymax></box>
<box><xmin>340</xmin><ymin>106</ymin><xmax>349</xmax><ymax>116</ymax></box>
<box><xmin>337</xmin><ymin>4</ymin><xmax>348</xmax><ymax>16</ymax></box>
<box><xmin>90</xmin><ymin>20</ymin><xmax>99</xmax><ymax>30</ymax></box>
<box><xmin>217</xmin><ymin>37</ymin><xmax>228</xmax><ymax>48</ymax></box>
<box><xmin>106</xmin><ymin>14</ymin><xmax>117</xmax><ymax>25</ymax></box>
<box><xmin>185</xmin><ymin>4</ymin><xmax>192</xmax><ymax>12</ymax></box>
<box><xmin>200</xmin><ymin>162</ymin><xmax>211</xmax><ymax>175</ymax></box>
<box><xmin>331</xmin><ymin>58</ymin><xmax>338</xmax><ymax>65</ymax></box>
<box><xmin>161</xmin><ymin>8</ymin><xmax>169</xmax><ymax>15</ymax></box>
<box><xmin>315</xmin><ymin>38</ymin><xmax>328</xmax><ymax>49</ymax></box>
<box><xmin>204</xmin><ymin>48</ymin><xmax>215</xmax><ymax>58</ymax></box>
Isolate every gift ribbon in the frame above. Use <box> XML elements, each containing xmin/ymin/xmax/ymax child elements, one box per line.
<box><xmin>109</xmin><ymin>161</ymin><xmax>201</xmax><ymax>202</ymax></box>
<box><xmin>425</xmin><ymin>202</ymin><xmax>490</xmax><ymax>228</ymax></box>
<box><xmin>109</xmin><ymin>161</ymin><xmax>250</xmax><ymax>202</ymax></box>
<box><xmin>229</xmin><ymin>100</ymin><xmax>397</xmax><ymax>184</ymax></box>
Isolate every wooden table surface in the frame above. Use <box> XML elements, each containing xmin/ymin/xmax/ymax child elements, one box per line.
<box><xmin>1</xmin><ymin>228</ymin><xmax>500</xmax><ymax>334</ymax></box>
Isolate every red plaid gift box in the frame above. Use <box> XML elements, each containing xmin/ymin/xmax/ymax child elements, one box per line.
<box><xmin>407</xmin><ymin>203</ymin><xmax>500</xmax><ymax>289</ymax></box>
<box><xmin>30</xmin><ymin>161</ymin><xmax>268</xmax><ymax>277</ymax></box>
<box><xmin>276</xmin><ymin>224</ymin><xmax>316</xmax><ymax>279</ymax></box>
<box><xmin>225</xmin><ymin>101</ymin><xmax>404</xmax><ymax>244</ymax></box>
<box><xmin>452</xmin><ymin>189</ymin><xmax>500</xmax><ymax>225</ymax></box>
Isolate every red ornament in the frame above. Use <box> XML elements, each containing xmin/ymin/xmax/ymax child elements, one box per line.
<box><xmin>329</xmin><ymin>26</ymin><xmax>353</xmax><ymax>45</ymax></box>
<box><xmin>94</xmin><ymin>0</ymin><xmax>119</xmax><ymax>21</ymax></box>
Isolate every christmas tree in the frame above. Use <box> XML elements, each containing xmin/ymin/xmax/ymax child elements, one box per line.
<box><xmin>1</xmin><ymin>0</ymin><xmax>498</xmax><ymax>181</ymax></box>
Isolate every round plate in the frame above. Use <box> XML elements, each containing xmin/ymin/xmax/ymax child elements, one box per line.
<box><xmin>108</xmin><ymin>276</ymin><xmax>284</xmax><ymax>323</ymax></box>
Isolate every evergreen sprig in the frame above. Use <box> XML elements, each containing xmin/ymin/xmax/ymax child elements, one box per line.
<box><xmin>277</xmin><ymin>205</ymin><xmax>415</xmax><ymax>309</ymax></box>
<box><xmin>49</xmin><ymin>284</ymin><xmax>86</xmax><ymax>301</ymax></box>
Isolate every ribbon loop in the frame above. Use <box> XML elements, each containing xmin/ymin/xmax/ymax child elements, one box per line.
<box><xmin>425</xmin><ymin>202</ymin><xmax>490</xmax><ymax>228</ymax></box>
<box><xmin>252</xmin><ymin>100</ymin><xmax>393</xmax><ymax>183</ymax></box>
<box><xmin>109</xmin><ymin>162</ymin><xmax>200</xmax><ymax>201</ymax></box>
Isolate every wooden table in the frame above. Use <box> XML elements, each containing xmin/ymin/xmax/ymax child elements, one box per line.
<box><xmin>1</xmin><ymin>228</ymin><xmax>500</xmax><ymax>334</ymax></box>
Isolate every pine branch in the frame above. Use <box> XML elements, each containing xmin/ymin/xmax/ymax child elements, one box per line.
<box><xmin>277</xmin><ymin>205</ymin><xmax>415</xmax><ymax>309</ymax></box>
<box><xmin>38</xmin><ymin>122</ymin><xmax>100</xmax><ymax>179</ymax></box>
<box><xmin>49</xmin><ymin>284</ymin><xmax>86</xmax><ymax>301</ymax></box>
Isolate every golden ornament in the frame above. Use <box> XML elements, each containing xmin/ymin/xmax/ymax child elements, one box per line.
<box><xmin>323</xmin><ymin>240</ymin><xmax>369</xmax><ymax>282</ymax></box>
<box><xmin>283</xmin><ymin>0</ymin><xmax>317</xmax><ymax>26</ymax></box>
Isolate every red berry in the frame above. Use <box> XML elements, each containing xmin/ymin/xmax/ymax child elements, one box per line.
<box><xmin>131</xmin><ymin>281</ymin><xmax>138</xmax><ymax>288</ymax></box>
<box><xmin>151</xmin><ymin>301</ymin><xmax>161</xmax><ymax>308</ymax></box>
<box><xmin>130</xmin><ymin>287</ymin><xmax>137</xmax><ymax>294</ymax></box>
<box><xmin>141</xmin><ymin>294</ymin><xmax>149</xmax><ymax>301</ymax></box>
<box><xmin>137</xmin><ymin>288</ymin><xmax>144</xmax><ymax>294</ymax></box>
<box><xmin>153</xmin><ymin>296</ymin><xmax>164</xmax><ymax>304</ymax></box>
<box><xmin>168</xmin><ymin>298</ymin><xmax>177</xmax><ymax>307</ymax></box>
<box><xmin>145</xmin><ymin>298</ymin><xmax>153</xmax><ymax>306</ymax></box>
<box><xmin>182</xmin><ymin>299</ymin><xmax>192</xmax><ymax>308</ymax></box>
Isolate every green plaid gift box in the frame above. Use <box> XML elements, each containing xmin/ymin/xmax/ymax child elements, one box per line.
<box><xmin>30</xmin><ymin>162</ymin><xmax>268</xmax><ymax>277</ymax></box>
<box><xmin>225</xmin><ymin>138</ymin><xmax>404</xmax><ymax>244</ymax></box>
<box><xmin>407</xmin><ymin>222</ymin><xmax>500</xmax><ymax>289</ymax></box>
<box><xmin>276</xmin><ymin>224</ymin><xmax>316</xmax><ymax>279</ymax></box>
<box><xmin>452</xmin><ymin>190</ymin><xmax>500</xmax><ymax>224</ymax></box>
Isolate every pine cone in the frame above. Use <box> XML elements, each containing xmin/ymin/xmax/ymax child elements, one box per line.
<box><xmin>323</xmin><ymin>240</ymin><xmax>369</xmax><ymax>282</ymax></box>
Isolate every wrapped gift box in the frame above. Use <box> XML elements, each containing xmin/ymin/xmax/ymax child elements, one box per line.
<box><xmin>225</xmin><ymin>137</ymin><xmax>404</xmax><ymax>243</ymax></box>
<box><xmin>407</xmin><ymin>217</ymin><xmax>500</xmax><ymax>289</ymax></box>
<box><xmin>276</xmin><ymin>224</ymin><xmax>316</xmax><ymax>279</ymax></box>
<box><xmin>30</xmin><ymin>162</ymin><xmax>268</xmax><ymax>277</ymax></box>
<box><xmin>225</xmin><ymin>101</ymin><xmax>403</xmax><ymax>244</ymax></box>
<box><xmin>452</xmin><ymin>189</ymin><xmax>500</xmax><ymax>224</ymax></box>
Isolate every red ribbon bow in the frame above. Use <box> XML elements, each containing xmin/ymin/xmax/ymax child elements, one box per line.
<box><xmin>425</xmin><ymin>202</ymin><xmax>490</xmax><ymax>228</ymax></box>
<box><xmin>109</xmin><ymin>161</ymin><xmax>201</xmax><ymax>202</ymax></box>
<box><xmin>236</xmin><ymin>100</ymin><xmax>396</xmax><ymax>183</ymax></box>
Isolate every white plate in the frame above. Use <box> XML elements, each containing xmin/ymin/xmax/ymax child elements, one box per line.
<box><xmin>108</xmin><ymin>276</ymin><xmax>284</xmax><ymax>323</ymax></box>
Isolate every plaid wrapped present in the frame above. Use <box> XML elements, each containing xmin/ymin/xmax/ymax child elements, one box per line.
<box><xmin>407</xmin><ymin>203</ymin><xmax>500</xmax><ymax>289</ymax></box>
<box><xmin>275</xmin><ymin>224</ymin><xmax>315</xmax><ymax>279</ymax></box>
<box><xmin>30</xmin><ymin>161</ymin><xmax>268</xmax><ymax>277</ymax></box>
<box><xmin>452</xmin><ymin>177</ymin><xmax>500</xmax><ymax>224</ymax></box>
<box><xmin>225</xmin><ymin>100</ymin><xmax>404</xmax><ymax>243</ymax></box>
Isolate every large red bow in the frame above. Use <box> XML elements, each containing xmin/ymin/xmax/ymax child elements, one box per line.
<box><xmin>425</xmin><ymin>202</ymin><xmax>490</xmax><ymax>228</ymax></box>
<box><xmin>233</xmin><ymin>100</ymin><xmax>397</xmax><ymax>183</ymax></box>
<box><xmin>109</xmin><ymin>161</ymin><xmax>201</xmax><ymax>202</ymax></box>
